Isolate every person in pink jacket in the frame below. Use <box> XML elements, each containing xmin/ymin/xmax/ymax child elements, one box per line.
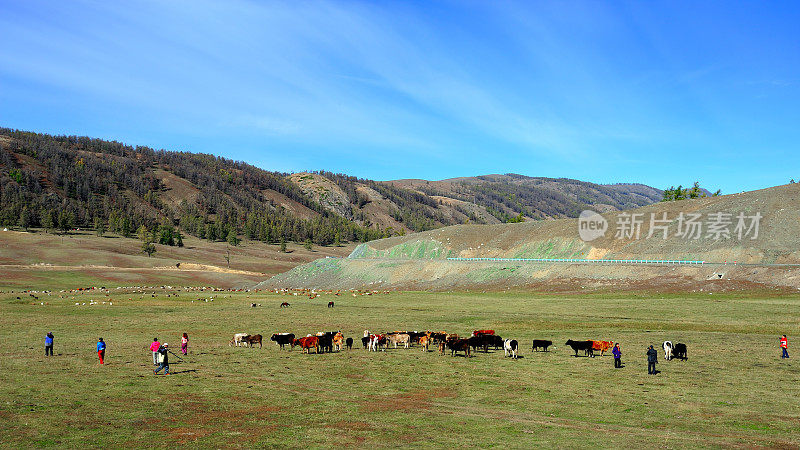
<box><xmin>181</xmin><ymin>333</ymin><xmax>189</xmax><ymax>355</ymax></box>
<box><xmin>149</xmin><ymin>338</ymin><xmax>160</xmax><ymax>365</ymax></box>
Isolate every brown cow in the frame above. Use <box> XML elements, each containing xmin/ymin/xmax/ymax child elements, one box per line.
<box><xmin>245</xmin><ymin>334</ymin><xmax>263</xmax><ymax>348</ymax></box>
<box><xmin>332</xmin><ymin>332</ymin><xmax>344</xmax><ymax>351</ymax></box>
<box><xmin>294</xmin><ymin>336</ymin><xmax>319</xmax><ymax>354</ymax></box>
<box><xmin>447</xmin><ymin>338</ymin><xmax>472</xmax><ymax>357</ymax></box>
<box><xmin>419</xmin><ymin>335</ymin><xmax>430</xmax><ymax>352</ymax></box>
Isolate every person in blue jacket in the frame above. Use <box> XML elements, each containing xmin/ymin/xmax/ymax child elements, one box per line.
<box><xmin>612</xmin><ymin>343</ymin><xmax>622</xmax><ymax>368</ymax></box>
<box><xmin>97</xmin><ymin>337</ymin><xmax>106</xmax><ymax>364</ymax></box>
<box><xmin>45</xmin><ymin>332</ymin><xmax>54</xmax><ymax>356</ymax></box>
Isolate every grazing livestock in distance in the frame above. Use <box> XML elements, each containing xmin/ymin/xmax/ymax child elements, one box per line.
<box><xmin>438</xmin><ymin>342</ymin><xmax>446</xmax><ymax>355</ymax></box>
<box><xmin>663</xmin><ymin>341</ymin><xmax>674</xmax><ymax>360</ymax></box>
<box><xmin>245</xmin><ymin>334</ymin><xmax>263</xmax><ymax>348</ymax></box>
<box><xmin>565</xmin><ymin>340</ymin><xmax>594</xmax><ymax>357</ymax></box>
<box><xmin>673</xmin><ymin>343</ymin><xmax>687</xmax><ymax>360</ymax></box>
<box><xmin>531</xmin><ymin>339</ymin><xmax>553</xmax><ymax>352</ymax></box>
<box><xmin>504</xmin><ymin>339</ymin><xmax>519</xmax><ymax>359</ymax></box>
<box><xmin>230</xmin><ymin>333</ymin><xmax>250</xmax><ymax>347</ymax></box>
<box><xmin>345</xmin><ymin>337</ymin><xmax>353</xmax><ymax>350</ymax></box>
<box><xmin>361</xmin><ymin>336</ymin><xmax>370</xmax><ymax>349</ymax></box>
<box><xmin>592</xmin><ymin>340</ymin><xmax>614</xmax><ymax>356</ymax></box>
<box><xmin>327</xmin><ymin>301</ymin><xmax>334</xmax><ymax>308</ymax></box>
<box><xmin>280</xmin><ymin>302</ymin><xmax>290</xmax><ymax>308</ymax></box>
<box><xmin>270</xmin><ymin>333</ymin><xmax>295</xmax><ymax>349</ymax></box>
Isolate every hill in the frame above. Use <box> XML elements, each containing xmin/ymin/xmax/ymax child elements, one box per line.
<box><xmin>259</xmin><ymin>183</ymin><xmax>800</xmax><ymax>292</ymax></box>
<box><xmin>0</xmin><ymin>228</ymin><xmax>357</xmax><ymax>290</ymax></box>
<box><xmin>0</xmin><ymin>128</ymin><xmax>666</xmax><ymax>247</ymax></box>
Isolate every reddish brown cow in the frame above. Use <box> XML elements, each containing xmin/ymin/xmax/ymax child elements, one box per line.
<box><xmin>591</xmin><ymin>340</ymin><xmax>614</xmax><ymax>356</ymax></box>
<box><xmin>294</xmin><ymin>336</ymin><xmax>319</xmax><ymax>354</ymax></box>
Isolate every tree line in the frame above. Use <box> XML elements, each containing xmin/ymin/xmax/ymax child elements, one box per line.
<box><xmin>0</xmin><ymin>128</ymin><xmax>389</xmax><ymax>246</ymax></box>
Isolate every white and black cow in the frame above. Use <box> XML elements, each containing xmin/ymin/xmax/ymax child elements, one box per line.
<box><xmin>663</xmin><ymin>341</ymin><xmax>674</xmax><ymax>360</ymax></box>
<box><xmin>503</xmin><ymin>339</ymin><xmax>519</xmax><ymax>359</ymax></box>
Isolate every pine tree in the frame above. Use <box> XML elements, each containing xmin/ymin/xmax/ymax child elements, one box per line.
<box><xmin>94</xmin><ymin>217</ymin><xmax>105</xmax><ymax>236</ymax></box>
<box><xmin>19</xmin><ymin>206</ymin><xmax>31</xmax><ymax>231</ymax></box>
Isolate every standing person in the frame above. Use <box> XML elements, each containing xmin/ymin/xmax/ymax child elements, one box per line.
<box><xmin>646</xmin><ymin>345</ymin><xmax>658</xmax><ymax>374</ymax></box>
<box><xmin>154</xmin><ymin>343</ymin><xmax>170</xmax><ymax>375</ymax></box>
<box><xmin>45</xmin><ymin>332</ymin><xmax>54</xmax><ymax>356</ymax></box>
<box><xmin>97</xmin><ymin>338</ymin><xmax>106</xmax><ymax>364</ymax></box>
<box><xmin>612</xmin><ymin>343</ymin><xmax>622</xmax><ymax>368</ymax></box>
<box><xmin>150</xmin><ymin>338</ymin><xmax>160</xmax><ymax>365</ymax></box>
<box><xmin>780</xmin><ymin>335</ymin><xmax>789</xmax><ymax>359</ymax></box>
<box><xmin>181</xmin><ymin>333</ymin><xmax>189</xmax><ymax>355</ymax></box>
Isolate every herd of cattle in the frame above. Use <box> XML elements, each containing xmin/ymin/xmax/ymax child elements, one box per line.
<box><xmin>230</xmin><ymin>330</ymin><xmax>689</xmax><ymax>362</ymax></box>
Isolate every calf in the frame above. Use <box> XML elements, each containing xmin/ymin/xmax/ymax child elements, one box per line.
<box><xmin>230</xmin><ymin>333</ymin><xmax>250</xmax><ymax>347</ymax></box>
<box><xmin>565</xmin><ymin>339</ymin><xmax>594</xmax><ymax>357</ymax></box>
<box><xmin>270</xmin><ymin>333</ymin><xmax>295</xmax><ymax>349</ymax></box>
<box><xmin>345</xmin><ymin>337</ymin><xmax>353</xmax><ymax>350</ymax></box>
<box><xmin>673</xmin><ymin>343</ymin><xmax>687</xmax><ymax>360</ymax></box>
<box><xmin>504</xmin><ymin>339</ymin><xmax>519</xmax><ymax>359</ymax></box>
<box><xmin>531</xmin><ymin>339</ymin><xmax>553</xmax><ymax>352</ymax></box>
<box><xmin>419</xmin><ymin>335</ymin><xmax>430</xmax><ymax>352</ymax></box>
<box><xmin>663</xmin><ymin>341</ymin><xmax>674</xmax><ymax>360</ymax></box>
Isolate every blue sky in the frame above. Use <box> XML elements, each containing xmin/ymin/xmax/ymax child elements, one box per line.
<box><xmin>1</xmin><ymin>1</ymin><xmax>798</xmax><ymax>193</ymax></box>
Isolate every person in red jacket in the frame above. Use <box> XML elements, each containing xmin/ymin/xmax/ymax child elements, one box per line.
<box><xmin>780</xmin><ymin>335</ymin><xmax>789</xmax><ymax>359</ymax></box>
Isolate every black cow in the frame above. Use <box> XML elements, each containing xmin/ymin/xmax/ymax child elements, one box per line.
<box><xmin>673</xmin><ymin>343</ymin><xmax>688</xmax><ymax>360</ymax></box>
<box><xmin>270</xmin><ymin>333</ymin><xmax>295</xmax><ymax>349</ymax></box>
<box><xmin>531</xmin><ymin>339</ymin><xmax>553</xmax><ymax>352</ymax></box>
<box><xmin>345</xmin><ymin>337</ymin><xmax>353</xmax><ymax>349</ymax></box>
<box><xmin>471</xmin><ymin>334</ymin><xmax>502</xmax><ymax>352</ymax></box>
<box><xmin>317</xmin><ymin>334</ymin><xmax>333</xmax><ymax>353</ymax></box>
<box><xmin>361</xmin><ymin>336</ymin><xmax>370</xmax><ymax>349</ymax></box>
<box><xmin>565</xmin><ymin>339</ymin><xmax>594</xmax><ymax>357</ymax></box>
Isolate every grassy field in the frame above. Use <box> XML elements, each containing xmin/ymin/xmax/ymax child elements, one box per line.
<box><xmin>2</xmin><ymin>289</ymin><xmax>799</xmax><ymax>448</ymax></box>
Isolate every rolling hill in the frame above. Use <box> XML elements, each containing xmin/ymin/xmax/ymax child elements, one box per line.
<box><xmin>259</xmin><ymin>183</ymin><xmax>800</xmax><ymax>292</ymax></box>
<box><xmin>0</xmin><ymin>128</ymin><xmax>666</xmax><ymax>247</ymax></box>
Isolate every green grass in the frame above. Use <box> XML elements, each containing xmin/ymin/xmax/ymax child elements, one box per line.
<box><xmin>1</xmin><ymin>290</ymin><xmax>799</xmax><ymax>448</ymax></box>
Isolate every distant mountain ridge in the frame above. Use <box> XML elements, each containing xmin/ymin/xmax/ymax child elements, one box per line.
<box><xmin>0</xmin><ymin>128</ymin><xmax>664</xmax><ymax>245</ymax></box>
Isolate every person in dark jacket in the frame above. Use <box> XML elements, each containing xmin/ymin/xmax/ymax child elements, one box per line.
<box><xmin>45</xmin><ymin>332</ymin><xmax>54</xmax><ymax>356</ymax></box>
<box><xmin>154</xmin><ymin>343</ymin><xmax>170</xmax><ymax>375</ymax></box>
<box><xmin>612</xmin><ymin>343</ymin><xmax>622</xmax><ymax>368</ymax></box>
<box><xmin>646</xmin><ymin>345</ymin><xmax>658</xmax><ymax>374</ymax></box>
